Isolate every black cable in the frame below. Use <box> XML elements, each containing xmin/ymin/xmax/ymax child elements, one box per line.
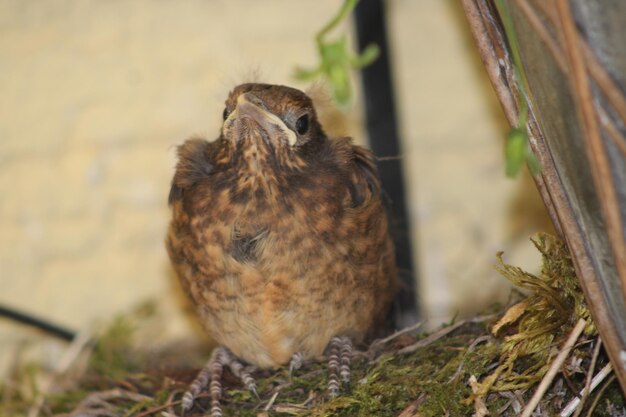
<box><xmin>0</xmin><ymin>304</ymin><xmax>77</xmax><ymax>341</ymax></box>
<box><xmin>354</xmin><ymin>0</ymin><xmax>419</xmax><ymax>326</ymax></box>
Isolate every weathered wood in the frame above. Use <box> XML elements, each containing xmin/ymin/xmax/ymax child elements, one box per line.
<box><xmin>461</xmin><ymin>0</ymin><xmax>626</xmax><ymax>395</ymax></box>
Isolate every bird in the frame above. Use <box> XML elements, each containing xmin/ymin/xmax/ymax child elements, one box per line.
<box><xmin>166</xmin><ymin>83</ymin><xmax>397</xmax><ymax>416</ymax></box>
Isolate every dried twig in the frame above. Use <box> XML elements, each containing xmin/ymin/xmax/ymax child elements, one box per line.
<box><xmin>469</xmin><ymin>375</ymin><xmax>489</xmax><ymax>417</ymax></box>
<box><xmin>376</xmin><ymin>155</ymin><xmax>403</xmax><ymax>161</ymax></box>
<box><xmin>135</xmin><ymin>399</ymin><xmax>183</xmax><ymax>417</ymax></box>
<box><xmin>560</xmin><ymin>362</ymin><xmax>614</xmax><ymax>417</ymax></box>
<box><xmin>264</xmin><ymin>391</ymin><xmax>279</xmax><ymax>412</ymax></box>
<box><xmin>28</xmin><ymin>331</ymin><xmax>93</xmax><ymax>417</ymax></box>
<box><xmin>572</xmin><ymin>337</ymin><xmax>603</xmax><ymax>417</ymax></box>
<box><xmin>497</xmin><ymin>389</ymin><xmax>527</xmax><ymax>415</ymax></box>
<box><xmin>519</xmin><ymin>0</ymin><xmax>567</xmax><ymax>71</ymax></box>
<box><xmin>397</xmin><ymin>393</ymin><xmax>427</xmax><ymax>417</ymax></box>
<box><xmin>397</xmin><ymin>322</ymin><xmax>463</xmax><ymax>355</ymax></box>
<box><xmin>369</xmin><ymin>321</ymin><xmax>423</xmax><ymax>353</ymax></box>
<box><xmin>61</xmin><ymin>388</ymin><xmax>153</xmax><ymax>417</ymax></box>
<box><xmin>448</xmin><ymin>335</ymin><xmax>492</xmax><ymax>383</ymax></box>
<box><xmin>397</xmin><ymin>314</ymin><xmax>497</xmax><ymax>356</ymax></box>
<box><xmin>271</xmin><ymin>390</ymin><xmax>317</xmax><ymax>415</ymax></box>
<box><xmin>84</xmin><ymin>388</ymin><xmax>152</xmax><ymax>404</ymax></box>
<box><xmin>165</xmin><ymin>390</ymin><xmax>180</xmax><ymax>417</ymax></box>
<box><xmin>520</xmin><ymin>318</ymin><xmax>586</xmax><ymax>417</ymax></box>
<box><xmin>597</xmin><ymin>106</ymin><xmax>626</xmax><ymax>157</ymax></box>
<box><xmin>585</xmin><ymin>375</ymin><xmax>617</xmax><ymax>417</ymax></box>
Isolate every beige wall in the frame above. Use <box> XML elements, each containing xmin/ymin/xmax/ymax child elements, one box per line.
<box><xmin>0</xmin><ymin>0</ymin><xmax>550</xmax><ymax>376</ymax></box>
<box><xmin>389</xmin><ymin>0</ymin><xmax>552</xmax><ymax>321</ymax></box>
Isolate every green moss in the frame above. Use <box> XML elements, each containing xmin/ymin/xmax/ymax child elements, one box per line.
<box><xmin>195</xmin><ymin>326</ymin><xmax>499</xmax><ymax>417</ymax></box>
<box><xmin>474</xmin><ymin>233</ymin><xmax>597</xmax><ymax>396</ymax></box>
<box><xmin>89</xmin><ymin>316</ymin><xmax>137</xmax><ymax>380</ymax></box>
<box><xmin>46</xmin><ymin>389</ymin><xmax>89</xmax><ymax>414</ymax></box>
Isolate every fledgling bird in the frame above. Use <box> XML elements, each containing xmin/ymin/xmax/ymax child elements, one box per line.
<box><xmin>166</xmin><ymin>83</ymin><xmax>397</xmax><ymax>416</ymax></box>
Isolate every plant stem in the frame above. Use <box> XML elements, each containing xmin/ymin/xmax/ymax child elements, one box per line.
<box><xmin>316</xmin><ymin>0</ymin><xmax>359</xmax><ymax>44</ymax></box>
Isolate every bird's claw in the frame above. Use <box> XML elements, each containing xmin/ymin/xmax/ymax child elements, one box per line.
<box><xmin>181</xmin><ymin>346</ymin><xmax>257</xmax><ymax>417</ymax></box>
<box><xmin>288</xmin><ymin>351</ymin><xmax>304</xmax><ymax>378</ymax></box>
<box><xmin>327</xmin><ymin>336</ymin><xmax>352</xmax><ymax>398</ymax></box>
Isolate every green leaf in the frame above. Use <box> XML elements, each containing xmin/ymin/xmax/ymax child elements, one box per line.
<box><xmin>351</xmin><ymin>43</ymin><xmax>380</xmax><ymax>68</ymax></box>
<box><xmin>293</xmin><ymin>66</ymin><xmax>323</xmax><ymax>81</ymax></box>
<box><xmin>320</xmin><ymin>37</ymin><xmax>349</xmax><ymax>64</ymax></box>
<box><xmin>505</xmin><ymin>127</ymin><xmax>542</xmax><ymax>177</ymax></box>
<box><xmin>329</xmin><ymin>64</ymin><xmax>352</xmax><ymax>106</ymax></box>
<box><xmin>293</xmin><ymin>0</ymin><xmax>380</xmax><ymax>106</ymax></box>
<box><xmin>505</xmin><ymin>128</ymin><xmax>528</xmax><ymax>178</ymax></box>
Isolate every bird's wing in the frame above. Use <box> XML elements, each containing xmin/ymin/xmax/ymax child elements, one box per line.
<box><xmin>168</xmin><ymin>138</ymin><xmax>221</xmax><ymax>205</ymax></box>
<box><xmin>346</xmin><ymin>142</ymin><xmax>382</xmax><ymax>208</ymax></box>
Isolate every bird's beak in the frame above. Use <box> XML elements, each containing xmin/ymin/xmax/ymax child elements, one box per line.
<box><xmin>223</xmin><ymin>93</ymin><xmax>297</xmax><ymax>146</ymax></box>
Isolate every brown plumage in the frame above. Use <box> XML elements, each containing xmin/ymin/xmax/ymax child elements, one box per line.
<box><xmin>166</xmin><ymin>83</ymin><xmax>396</xmax><ymax>413</ymax></box>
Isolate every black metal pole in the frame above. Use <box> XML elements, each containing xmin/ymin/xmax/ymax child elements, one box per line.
<box><xmin>354</xmin><ymin>0</ymin><xmax>419</xmax><ymax>326</ymax></box>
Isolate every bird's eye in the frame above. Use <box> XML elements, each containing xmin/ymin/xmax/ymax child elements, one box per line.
<box><xmin>222</xmin><ymin>108</ymin><xmax>230</xmax><ymax>121</ymax></box>
<box><xmin>295</xmin><ymin>114</ymin><xmax>309</xmax><ymax>135</ymax></box>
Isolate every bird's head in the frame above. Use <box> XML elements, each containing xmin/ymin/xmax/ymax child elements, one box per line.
<box><xmin>220</xmin><ymin>84</ymin><xmax>326</xmax><ymax>169</ymax></box>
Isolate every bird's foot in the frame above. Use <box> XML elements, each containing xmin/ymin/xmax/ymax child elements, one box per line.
<box><xmin>288</xmin><ymin>351</ymin><xmax>304</xmax><ymax>377</ymax></box>
<box><xmin>181</xmin><ymin>346</ymin><xmax>257</xmax><ymax>417</ymax></box>
<box><xmin>326</xmin><ymin>336</ymin><xmax>352</xmax><ymax>398</ymax></box>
